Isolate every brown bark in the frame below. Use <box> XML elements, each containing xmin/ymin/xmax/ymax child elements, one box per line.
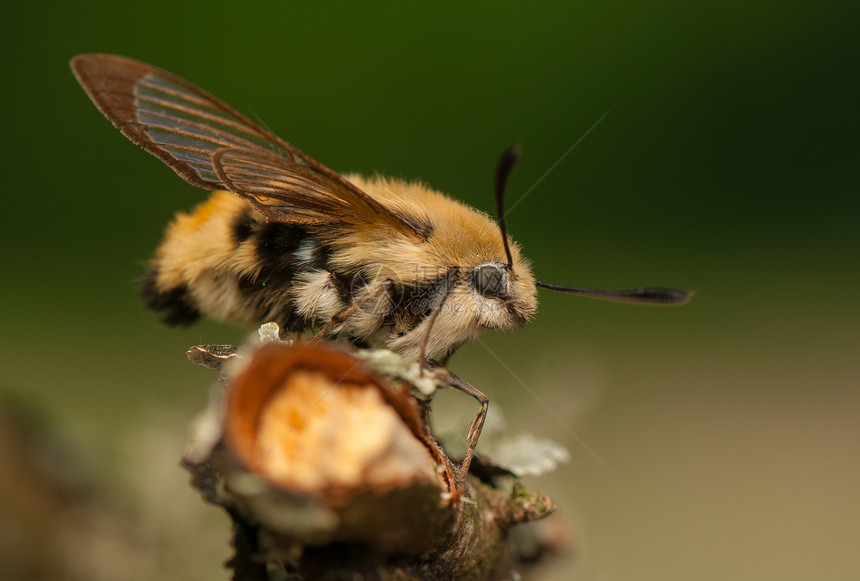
<box><xmin>183</xmin><ymin>340</ymin><xmax>558</xmax><ymax>580</ymax></box>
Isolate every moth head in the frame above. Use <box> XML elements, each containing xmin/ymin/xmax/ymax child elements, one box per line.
<box><xmin>404</xmin><ymin>145</ymin><xmax>690</xmax><ymax>361</ymax></box>
<box><xmin>463</xmin><ymin>146</ymin><xmax>538</xmax><ymax>331</ymax></box>
<box><xmin>466</xmin><ymin>258</ymin><xmax>537</xmax><ymax>332</ymax></box>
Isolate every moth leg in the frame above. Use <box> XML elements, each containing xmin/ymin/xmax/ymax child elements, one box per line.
<box><xmin>308</xmin><ymin>279</ymin><xmax>393</xmax><ymax>344</ymax></box>
<box><xmin>426</xmin><ymin>361</ymin><xmax>488</xmax><ymax>488</ymax></box>
<box><xmin>418</xmin><ymin>291</ymin><xmax>450</xmax><ymax>368</ymax></box>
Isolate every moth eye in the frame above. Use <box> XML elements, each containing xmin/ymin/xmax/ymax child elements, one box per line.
<box><xmin>474</xmin><ymin>264</ymin><xmax>505</xmax><ymax>298</ymax></box>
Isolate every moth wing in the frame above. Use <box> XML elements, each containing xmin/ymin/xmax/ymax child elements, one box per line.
<box><xmin>71</xmin><ymin>54</ymin><xmax>425</xmax><ymax>237</ymax></box>
<box><xmin>213</xmin><ymin>148</ymin><xmax>412</xmax><ymax>230</ymax></box>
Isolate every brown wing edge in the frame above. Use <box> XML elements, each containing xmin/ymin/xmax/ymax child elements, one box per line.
<box><xmin>71</xmin><ymin>54</ymin><xmax>430</xmax><ymax>240</ymax></box>
<box><xmin>212</xmin><ymin>147</ymin><xmax>335</xmax><ymax>225</ymax></box>
<box><xmin>211</xmin><ymin>147</ymin><xmax>431</xmax><ymax>238</ymax></box>
<box><xmin>71</xmin><ymin>54</ymin><xmax>222</xmax><ymax>190</ymax></box>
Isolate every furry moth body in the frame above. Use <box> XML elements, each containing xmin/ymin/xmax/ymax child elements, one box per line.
<box><xmin>141</xmin><ymin>181</ymin><xmax>535</xmax><ymax>361</ymax></box>
<box><xmin>71</xmin><ymin>54</ymin><xmax>689</xmax><ymax>362</ymax></box>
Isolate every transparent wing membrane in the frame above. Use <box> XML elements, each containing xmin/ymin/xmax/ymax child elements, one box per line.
<box><xmin>135</xmin><ymin>74</ymin><xmax>292</xmax><ymax>163</ymax></box>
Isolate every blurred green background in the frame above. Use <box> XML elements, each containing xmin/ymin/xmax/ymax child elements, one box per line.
<box><xmin>2</xmin><ymin>1</ymin><xmax>858</xmax><ymax>579</ymax></box>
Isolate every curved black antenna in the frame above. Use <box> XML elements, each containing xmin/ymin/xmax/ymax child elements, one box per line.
<box><xmin>495</xmin><ymin>145</ymin><xmax>520</xmax><ymax>269</ymax></box>
<box><xmin>536</xmin><ymin>281</ymin><xmax>692</xmax><ymax>305</ymax></box>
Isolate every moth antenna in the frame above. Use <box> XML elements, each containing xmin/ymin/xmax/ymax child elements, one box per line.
<box><xmin>536</xmin><ymin>282</ymin><xmax>692</xmax><ymax>305</ymax></box>
<box><xmin>495</xmin><ymin>145</ymin><xmax>520</xmax><ymax>270</ymax></box>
